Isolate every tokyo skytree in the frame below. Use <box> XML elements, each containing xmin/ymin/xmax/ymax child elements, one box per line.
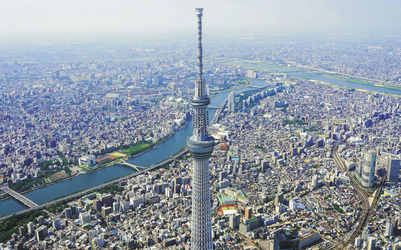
<box><xmin>187</xmin><ymin>8</ymin><xmax>215</xmax><ymax>250</ymax></box>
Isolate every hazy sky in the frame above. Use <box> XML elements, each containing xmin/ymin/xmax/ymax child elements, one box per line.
<box><xmin>0</xmin><ymin>0</ymin><xmax>400</xmax><ymax>37</ymax></box>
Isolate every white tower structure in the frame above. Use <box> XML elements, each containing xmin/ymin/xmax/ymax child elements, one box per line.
<box><xmin>187</xmin><ymin>8</ymin><xmax>214</xmax><ymax>250</ymax></box>
<box><xmin>228</xmin><ymin>91</ymin><xmax>235</xmax><ymax>112</ymax></box>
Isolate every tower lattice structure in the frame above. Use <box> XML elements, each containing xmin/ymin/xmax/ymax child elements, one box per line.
<box><xmin>187</xmin><ymin>8</ymin><xmax>215</xmax><ymax>250</ymax></box>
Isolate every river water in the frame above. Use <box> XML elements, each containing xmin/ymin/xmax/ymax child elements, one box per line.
<box><xmin>0</xmin><ymin>78</ymin><xmax>267</xmax><ymax>217</ymax></box>
<box><xmin>232</xmin><ymin>61</ymin><xmax>401</xmax><ymax>95</ymax></box>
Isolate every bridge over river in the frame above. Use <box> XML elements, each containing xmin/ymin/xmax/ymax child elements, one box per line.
<box><xmin>1</xmin><ymin>187</ymin><xmax>38</xmax><ymax>209</ymax></box>
<box><xmin>117</xmin><ymin>161</ymin><xmax>147</xmax><ymax>172</ymax></box>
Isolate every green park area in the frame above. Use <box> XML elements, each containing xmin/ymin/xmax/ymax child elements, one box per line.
<box><xmin>121</xmin><ymin>142</ymin><xmax>151</xmax><ymax>156</ymax></box>
<box><xmin>0</xmin><ymin>210</ymin><xmax>48</xmax><ymax>243</ymax></box>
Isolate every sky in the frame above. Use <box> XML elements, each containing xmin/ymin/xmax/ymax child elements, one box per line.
<box><xmin>0</xmin><ymin>0</ymin><xmax>400</xmax><ymax>39</ymax></box>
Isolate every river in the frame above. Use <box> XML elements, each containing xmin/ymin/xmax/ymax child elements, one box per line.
<box><xmin>0</xmin><ymin>78</ymin><xmax>268</xmax><ymax>218</ymax></box>
<box><xmin>229</xmin><ymin>61</ymin><xmax>401</xmax><ymax>95</ymax></box>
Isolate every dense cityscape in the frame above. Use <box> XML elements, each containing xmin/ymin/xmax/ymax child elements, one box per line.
<box><xmin>1</xmin><ymin>3</ymin><xmax>401</xmax><ymax>250</ymax></box>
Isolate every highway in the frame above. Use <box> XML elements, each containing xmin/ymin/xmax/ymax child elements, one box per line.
<box><xmin>1</xmin><ymin>187</ymin><xmax>38</xmax><ymax>208</ymax></box>
<box><xmin>210</xmin><ymin>99</ymin><xmax>227</xmax><ymax>125</ymax></box>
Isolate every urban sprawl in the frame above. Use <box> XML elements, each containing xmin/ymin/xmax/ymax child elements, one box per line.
<box><xmin>1</xmin><ymin>35</ymin><xmax>401</xmax><ymax>249</ymax></box>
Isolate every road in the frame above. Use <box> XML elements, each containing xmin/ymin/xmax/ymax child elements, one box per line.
<box><xmin>210</xmin><ymin>99</ymin><xmax>227</xmax><ymax>125</ymax></box>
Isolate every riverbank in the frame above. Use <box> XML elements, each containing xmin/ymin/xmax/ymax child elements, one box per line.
<box><xmin>318</xmin><ymin>73</ymin><xmax>401</xmax><ymax>92</ymax></box>
<box><xmin>218</xmin><ymin>59</ymin><xmax>401</xmax><ymax>96</ymax></box>
<box><xmin>0</xmin><ymin>193</ymin><xmax>11</xmax><ymax>202</ymax></box>
<box><xmin>309</xmin><ymin>79</ymin><xmax>401</xmax><ymax>97</ymax></box>
<box><xmin>209</xmin><ymin>79</ymin><xmax>254</xmax><ymax>98</ymax></box>
<box><xmin>10</xmin><ymin>119</ymin><xmax>191</xmax><ymax>195</ymax></box>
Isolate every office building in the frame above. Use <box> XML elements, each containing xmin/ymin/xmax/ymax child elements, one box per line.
<box><xmin>79</xmin><ymin>155</ymin><xmax>96</xmax><ymax>167</ymax></box>
<box><xmin>154</xmin><ymin>74</ymin><xmax>163</xmax><ymax>86</ymax></box>
<box><xmin>80</xmin><ymin>212</ymin><xmax>91</xmax><ymax>225</ymax></box>
<box><xmin>273</xmin><ymin>229</ymin><xmax>300</xmax><ymax>250</ymax></box>
<box><xmin>311</xmin><ymin>175</ymin><xmax>318</xmax><ymax>190</ymax></box>
<box><xmin>275</xmin><ymin>192</ymin><xmax>284</xmax><ymax>206</ymax></box>
<box><xmin>245</xmin><ymin>207</ymin><xmax>252</xmax><ymax>220</ymax></box>
<box><xmin>19</xmin><ymin>226</ymin><xmax>24</xmax><ymax>236</ymax></box>
<box><xmin>359</xmin><ymin>151</ymin><xmax>376</xmax><ymax>187</ymax></box>
<box><xmin>367</xmin><ymin>237</ymin><xmax>376</xmax><ymax>250</ymax></box>
<box><xmin>387</xmin><ymin>158</ymin><xmax>400</xmax><ymax>182</ymax></box>
<box><xmin>385</xmin><ymin>220</ymin><xmax>394</xmax><ymax>237</ymax></box>
<box><xmin>35</xmin><ymin>225</ymin><xmax>48</xmax><ymax>241</ymax></box>
<box><xmin>27</xmin><ymin>221</ymin><xmax>34</xmax><ymax>234</ymax></box>
<box><xmin>146</xmin><ymin>72</ymin><xmax>152</xmax><ymax>86</ymax></box>
<box><xmin>229</xmin><ymin>214</ymin><xmax>240</xmax><ymax>229</ymax></box>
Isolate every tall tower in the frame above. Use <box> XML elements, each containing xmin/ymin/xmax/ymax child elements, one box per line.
<box><xmin>228</xmin><ymin>91</ymin><xmax>235</xmax><ymax>112</ymax></box>
<box><xmin>187</xmin><ymin>8</ymin><xmax>214</xmax><ymax>250</ymax></box>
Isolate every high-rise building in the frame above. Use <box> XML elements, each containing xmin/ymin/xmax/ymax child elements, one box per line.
<box><xmin>387</xmin><ymin>158</ymin><xmax>400</xmax><ymax>182</ymax></box>
<box><xmin>229</xmin><ymin>214</ymin><xmax>240</xmax><ymax>229</ymax></box>
<box><xmin>359</xmin><ymin>151</ymin><xmax>376</xmax><ymax>187</ymax></box>
<box><xmin>311</xmin><ymin>175</ymin><xmax>318</xmax><ymax>190</ymax></box>
<box><xmin>19</xmin><ymin>226</ymin><xmax>25</xmax><ymax>236</ymax></box>
<box><xmin>35</xmin><ymin>225</ymin><xmax>48</xmax><ymax>241</ymax></box>
<box><xmin>245</xmin><ymin>207</ymin><xmax>252</xmax><ymax>220</ymax></box>
<box><xmin>228</xmin><ymin>91</ymin><xmax>235</xmax><ymax>112</ymax></box>
<box><xmin>135</xmin><ymin>72</ymin><xmax>141</xmax><ymax>86</ymax></box>
<box><xmin>275</xmin><ymin>192</ymin><xmax>284</xmax><ymax>206</ymax></box>
<box><xmin>27</xmin><ymin>221</ymin><xmax>34</xmax><ymax>234</ymax></box>
<box><xmin>367</xmin><ymin>237</ymin><xmax>376</xmax><ymax>250</ymax></box>
<box><xmin>187</xmin><ymin>8</ymin><xmax>215</xmax><ymax>250</ymax></box>
<box><xmin>154</xmin><ymin>74</ymin><xmax>163</xmax><ymax>86</ymax></box>
<box><xmin>146</xmin><ymin>72</ymin><xmax>152</xmax><ymax>86</ymax></box>
<box><xmin>385</xmin><ymin>220</ymin><xmax>394</xmax><ymax>237</ymax></box>
<box><xmin>273</xmin><ymin>229</ymin><xmax>300</xmax><ymax>250</ymax></box>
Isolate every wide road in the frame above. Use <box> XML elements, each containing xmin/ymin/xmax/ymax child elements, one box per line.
<box><xmin>210</xmin><ymin>99</ymin><xmax>227</xmax><ymax>125</ymax></box>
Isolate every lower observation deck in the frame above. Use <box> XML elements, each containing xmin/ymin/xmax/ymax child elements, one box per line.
<box><xmin>187</xmin><ymin>136</ymin><xmax>215</xmax><ymax>159</ymax></box>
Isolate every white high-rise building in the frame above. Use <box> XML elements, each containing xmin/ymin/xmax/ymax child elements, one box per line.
<box><xmin>187</xmin><ymin>8</ymin><xmax>214</xmax><ymax>250</ymax></box>
<box><xmin>367</xmin><ymin>237</ymin><xmax>376</xmax><ymax>250</ymax></box>
<box><xmin>228</xmin><ymin>91</ymin><xmax>235</xmax><ymax>112</ymax></box>
<box><xmin>27</xmin><ymin>221</ymin><xmax>34</xmax><ymax>234</ymax></box>
<box><xmin>311</xmin><ymin>175</ymin><xmax>318</xmax><ymax>190</ymax></box>
<box><xmin>385</xmin><ymin>220</ymin><xmax>394</xmax><ymax>237</ymax></box>
<box><xmin>360</xmin><ymin>151</ymin><xmax>376</xmax><ymax>187</ymax></box>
